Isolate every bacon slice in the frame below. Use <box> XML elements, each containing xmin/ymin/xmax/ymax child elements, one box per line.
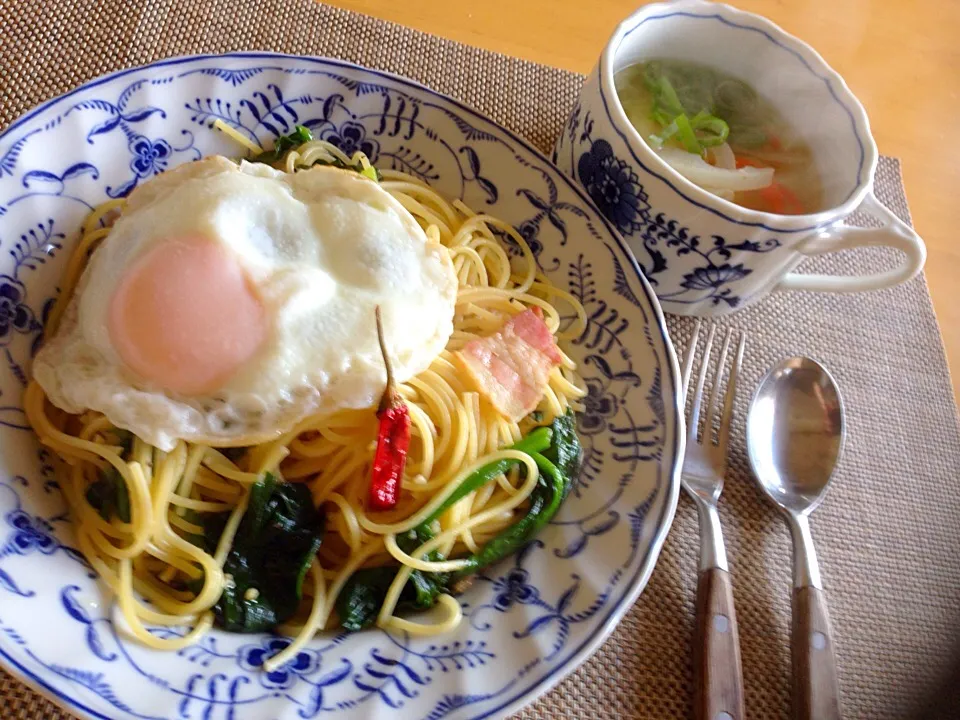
<box><xmin>457</xmin><ymin>308</ymin><xmax>563</xmax><ymax>421</ymax></box>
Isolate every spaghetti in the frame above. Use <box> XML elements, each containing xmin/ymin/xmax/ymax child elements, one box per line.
<box><xmin>26</xmin><ymin>135</ymin><xmax>587</xmax><ymax>671</ymax></box>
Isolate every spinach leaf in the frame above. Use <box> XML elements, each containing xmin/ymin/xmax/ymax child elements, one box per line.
<box><xmin>541</xmin><ymin>411</ymin><xmax>583</xmax><ymax>502</ymax></box>
<box><xmin>406</xmin><ymin>566</ymin><xmax>449</xmax><ymax>608</ymax></box>
<box><xmin>301</xmin><ymin>153</ymin><xmax>382</xmax><ymax>181</ymax></box>
<box><xmin>451</xmin><ymin>453</ymin><xmax>563</xmax><ymax>582</ymax></box>
<box><xmin>336</xmin><ymin>567</ymin><xmax>397</xmax><ymax>632</ymax></box>
<box><xmin>203</xmin><ymin>473</ymin><xmax>324</xmax><ymax>633</ymax></box>
<box><xmin>85</xmin><ymin>431</ymin><xmax>133</xmax><ymax>523</ymax></box>
<box><xmin>397</xmin><ymin>527</ymin><xmax>450</xmax><ymax>608</ymax></box>
<box><xmin>335</xmin><ymin>526</ymin><xmax>448</xmax><ymax>632</ymax></box>
<box><xmin>411</xmin><ymin>428</ymin><xmax>552</xmax><ymax>533</ymax></box>
<box><xmin>450</xmin><ymin>412</ymin><xmax>581</xmax><ymax>584</ymax></box>
<box><xmin>336</xmin><ymin>566</ymin><xmax>448</xmax><ymax>632</ymax></box>
<box><xmin>249</xmin><ymin>125</ymin><xmax>314</xmax><ymax>164</ymax></box>
<box><xmin>248</xmin><ymin>124</ymin><xmax>382</xmax><ymax>181</ymax></box>
<box><xmin>86</xmin><ymin>466</ymin><xmax>131</xmax><ymax>523</ymax></box>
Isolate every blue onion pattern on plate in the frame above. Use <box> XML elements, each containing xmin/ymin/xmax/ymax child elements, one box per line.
<box><xmin>0</xmin><ymin>53</ymin><xmax>682</xmax><ymax>720</ymax></box>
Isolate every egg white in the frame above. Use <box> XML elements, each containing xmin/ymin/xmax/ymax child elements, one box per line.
<box><xmin>33</xmin><ymin>156</ymin><xmax>458</xmax><ymax>450</ymax></box>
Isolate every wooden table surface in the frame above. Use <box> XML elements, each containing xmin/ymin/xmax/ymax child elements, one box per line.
<box><xmin>329</xmin><ymin>0</ymin><xmax>960</xmax><ymax>397</ymax></box>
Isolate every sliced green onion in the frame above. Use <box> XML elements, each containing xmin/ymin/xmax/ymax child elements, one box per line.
<box><xmin>673</xmin><ymin>113</ymin><xmax>702</xmax><ymax>154</ymax></box>
<box><xmin>649</xmin><ymin>119</ymin><xmax>679</xmax><ymax>149</ymax></box>
<box><xmin>646</xmin><ymin>65</ymin><xmax>687</xmax><ymax>129</ymax></box>
<box><xmin>651</xmin><ymin>107</ymin><xmax>673</xmax><ymax>127</ymax></box>
<box><xmin>658</xmin><ymin>76</ymin><xmax>683</xmax><ymax>115</ymax></box>
<box><xmin>643</xmin><ymin>60</ymin><xmax>664</xmax><ymax>92</ymax></box>
<box><xmin>690</xmin><ymin>110</ymin><xmax>730</xmax><ymax>148</ymax></box>
<box><xmin>642</xmin><ymin>63</ymin><xmax>728</xmax><ymax>155</ymax></box>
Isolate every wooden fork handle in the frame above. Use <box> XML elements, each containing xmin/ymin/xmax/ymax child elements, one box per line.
<box><xmin>792</xmin><ymin>586</ymin><xmax>841</xmax><ymax>720</ymax></box>
<box><xmin>694</xmin><ymin>567</ymin><xmax>744</xmax><ymax>720</ymax></box>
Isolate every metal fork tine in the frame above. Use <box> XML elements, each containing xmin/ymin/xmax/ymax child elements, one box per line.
<box><xmin>718</xmin><ymin>332</ymin><xmax>746</xmax><ymax>454</ymax></box>
<box><xmin>689</xmin><ymin>325</ymin><xmax>716</xmax><ymax>443</ymax></box>
<box><xmin>681</xmin><ymin>320</ymin><xmax>702</xmax><ymax>399</ymax></box>
<box><xmin>706</xmin><ymin>329</ymin><xmax>733</xmax><ymax>445</ymax></box>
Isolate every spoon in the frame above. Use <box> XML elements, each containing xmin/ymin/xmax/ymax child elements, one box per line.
<box><xmin>746</xmin><ymin>357</ymin><xmax>844</xmax><ymax>720</ymax></box>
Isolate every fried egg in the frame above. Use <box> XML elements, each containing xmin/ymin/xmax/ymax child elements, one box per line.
<box><xmin>33</xmin><ymin>156</ymin><xmax>458</xmax><ymax>450</ymax></box>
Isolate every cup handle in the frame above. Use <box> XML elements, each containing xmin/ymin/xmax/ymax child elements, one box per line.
<box><xmin>776</xmin><ymin>191</ymin><xmax>926</xmax><ymax>293</ymax></box>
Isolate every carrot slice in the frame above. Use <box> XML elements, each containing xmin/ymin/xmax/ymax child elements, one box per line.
<box><xmin>757</xmin><ymin>182</ymin><xmax>803</xmax><ymax>215</ymax></box>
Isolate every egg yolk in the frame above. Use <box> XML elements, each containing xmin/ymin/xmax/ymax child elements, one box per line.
<box><xmin>108</xmin><ymin>235</ymin><xmax>267</xmax><ymax>396</ymax></box>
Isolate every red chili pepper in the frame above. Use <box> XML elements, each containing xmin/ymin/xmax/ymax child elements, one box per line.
<box><xmin>368</xmin><ymin>306</ymin><xmax>411</xmax><ymax>512</ymax></box>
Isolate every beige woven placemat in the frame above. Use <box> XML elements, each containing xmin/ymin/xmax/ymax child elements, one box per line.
<box><xmin>2</xmin><ymin>1</ymin><xmax>959</xmax><ymax>718</ymax></box>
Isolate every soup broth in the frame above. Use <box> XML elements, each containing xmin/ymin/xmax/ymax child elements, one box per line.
<box><xmin>615</xmin><ymin>59</ymin><xmax>822</xmax><ymax>215</ymax></box>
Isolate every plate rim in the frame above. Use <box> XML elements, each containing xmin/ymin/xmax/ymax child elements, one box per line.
<box><xmin>0</xmin><ymin>50</ymin><xmax>684</xmax><ymax>720</ymax></box>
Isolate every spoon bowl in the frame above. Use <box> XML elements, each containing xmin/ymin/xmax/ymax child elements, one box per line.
<box><xmin>746</xmin><ymin>357</ymin><xmax>845</xmax><ymax>514</ymax></box>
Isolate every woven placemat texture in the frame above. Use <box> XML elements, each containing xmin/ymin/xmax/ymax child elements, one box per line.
<box><xmin>2</xmin><ymin>1</ymin><xmax>959</xmax><ymax>718</ymax></box>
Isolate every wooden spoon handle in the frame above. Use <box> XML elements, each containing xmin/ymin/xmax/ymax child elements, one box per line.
<box><xmin>694</xmin><ymin>567</ymin><xmax>744</xmax><ymax>720</ymax></box>
<box><xmin>792</xmin><ymin>585</ymin><xmax>841</xmax><ymax>720</ymax></box>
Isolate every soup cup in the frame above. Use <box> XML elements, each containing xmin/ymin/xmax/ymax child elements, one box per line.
<box><xmin>553</xmin><ymin>0</ymin><xmax>926</xmax><ymax>315</ymax></box>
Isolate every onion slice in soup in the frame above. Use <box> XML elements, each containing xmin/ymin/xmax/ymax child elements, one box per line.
<box><xmin>658</xmin><ymin>147</ymin><xmax>774</xmax><ymax>192</ymax></box>
<box><xmin>708</xmin><ymin>143</ymin><xmax>736</xmax><ymax>171</ymax></box>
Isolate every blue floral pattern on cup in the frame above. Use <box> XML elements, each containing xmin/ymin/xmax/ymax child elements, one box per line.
<box><xmin>576</xmin><ymin>139</ymin><xmax>648</xmax><ymax>237</ymax></box>
<box><xmin>558</xmin><ymin>105</ymin><xmax>780</xmax><ymax>308</ymax></box>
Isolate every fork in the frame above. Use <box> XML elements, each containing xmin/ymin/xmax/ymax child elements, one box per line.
<box><xmin>681</xmin><ymin>322</ymin><xmax>746</xmax><ymax>720</ymax></box>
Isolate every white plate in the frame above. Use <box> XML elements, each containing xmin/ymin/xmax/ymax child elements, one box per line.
<box><xmin>0</xmin><ymin>53</ymin><xmax>682</xmax><ymax>720</ymax></box>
